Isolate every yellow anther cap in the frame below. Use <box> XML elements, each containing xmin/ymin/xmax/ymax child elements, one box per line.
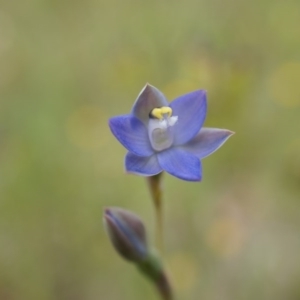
<box><xmin>151</xmin><ymin>107</ymin><xmax>172</xmax><ymax>119</ymax></box>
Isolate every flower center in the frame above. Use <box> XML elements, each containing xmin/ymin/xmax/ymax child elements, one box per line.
<box><xmin>148</xmin><ymin>106</ymin><xmax>178</xmax><ymax>151</ymax></box>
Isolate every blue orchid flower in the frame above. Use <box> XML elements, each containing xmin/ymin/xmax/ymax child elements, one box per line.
<box><xmin>109</xmin><ymin>84</ymin><xmax>234</xmax><ymax>181</ymax></box>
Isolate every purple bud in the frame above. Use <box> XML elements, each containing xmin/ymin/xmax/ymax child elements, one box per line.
<box><xmin>103</xmin><ymin>207</ymin><xmax>148</xmax><ymax>262</ymax></box>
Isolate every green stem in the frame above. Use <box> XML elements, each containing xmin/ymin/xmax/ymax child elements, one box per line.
<box><xmin>146</xmin><ymin>173</ymin><xmax>164</xmax><ymax>254</ymax></box>
<box><xmin>138</xmin><ymin>251</ymin><xmax>173</xmax><ymax>300</ymax></box>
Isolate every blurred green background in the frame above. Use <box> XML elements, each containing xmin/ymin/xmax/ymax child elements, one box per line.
<box><xmin>1</xmin><ymin>0</ymin><xmax>300</xmax><ymax>299</ymax></box>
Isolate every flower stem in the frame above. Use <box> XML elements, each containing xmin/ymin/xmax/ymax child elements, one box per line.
<box><xmin>138</xmin><ymin>250</ymin><xmax>173</xmax><ymax>300</ymax></box>
<box><xmin>146</xmin><ymin>173</ymin><xmax>164</xmax><ymax>254</ymax></box>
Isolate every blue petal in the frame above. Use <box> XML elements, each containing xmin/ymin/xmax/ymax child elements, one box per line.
<box><xmin>157</xmin><ymin>148</ymin><xmax>202</xmax><ymax>181</ymax></box>
<box><xmin>132</xmin><ymin>84</ymin><xmax>169</xmax><ymax>124</ymax></box>
<box><xmin>125</xmin><ymin>152</ymin><xmax>162</xmax><ymax>176</ymax></box>
<box><xmin>109</xmin><ymin>114</ymin><xmax>153</xmax><ymax>156</ymax></box>
<box><xmin>170</xmin><ymin>90</ymin><xmax>207</xmax><ymax>145</ymax></box>
<box><xmin>182</xmin><ymin>127</ymin><xmax>234</xmax><ymax>159</ymax></box>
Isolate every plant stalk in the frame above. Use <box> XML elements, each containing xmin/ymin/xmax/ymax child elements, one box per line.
<box><xmin>146</xmin><ymin>173</ymin><xmax>164</xmax><ymax>253</ymax></box>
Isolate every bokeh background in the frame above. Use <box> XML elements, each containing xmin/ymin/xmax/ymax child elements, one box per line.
<box><xmin>1</xmin><ymin>0</ymin><xmax>300</xmax><ymax>299</ymax></box>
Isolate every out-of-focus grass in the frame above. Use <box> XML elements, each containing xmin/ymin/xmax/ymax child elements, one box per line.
<box><xmin>0</xmin><ymin>0</ymin><xmax>300</xmax><ymax>299</ymax></box>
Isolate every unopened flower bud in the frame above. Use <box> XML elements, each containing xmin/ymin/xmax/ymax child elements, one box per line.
<box><xmin>103</xmin><ymin>207</ymin><xmax>148</xmax><ymax>262</ymax></box>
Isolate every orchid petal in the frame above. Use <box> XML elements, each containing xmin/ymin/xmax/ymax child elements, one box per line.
<box><xmin>170</xmin><ymin>90</ymin><xmax>207</xmax><ymax>145</ymax></box>
<box><xmin>157</xmin><ymin>148</ymin><xmax>201</xmax><ymax>181</ymax></box>
<box><xmin>182</xmin><ymin>127</ymin><xmax>234</xmax><ymax>159</ymax></box>
<box><xmin>109</xmin><ymin>115</ymin><xmax>153</xmax><ymax>157</ymax></box>
<box><xmin>132</xmin><ymin>84</ymin><xmax>169</xmax><ymax>124</ymax></box>
<box><xmin>125</xmin><ymin>152</ymin><xmax>162</xmax><ymax>176</ymax></box>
